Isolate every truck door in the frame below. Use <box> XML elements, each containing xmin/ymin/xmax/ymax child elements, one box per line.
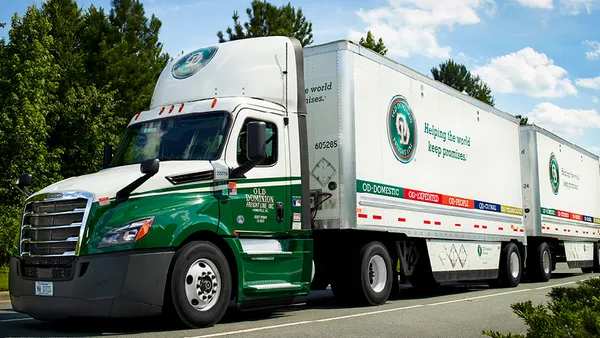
<box><xmin>224</xmin><ymin>108</ymin><xmax>290</xmax><ymax>235</ymax></box>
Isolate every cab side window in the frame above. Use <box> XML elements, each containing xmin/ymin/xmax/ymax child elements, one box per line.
<box><xmin>237</xmin><ymin>119</ymin><xmax>278</xmax><ymax>166</ymax></box>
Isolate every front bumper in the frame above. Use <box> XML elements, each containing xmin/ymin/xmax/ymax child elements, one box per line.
<box><xmin>9</xmin><ymin>249</ymin><xmax>174</xmax><ymax>321</ymax></box>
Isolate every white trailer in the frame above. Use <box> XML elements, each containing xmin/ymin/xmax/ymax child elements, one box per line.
<box><xmin>520</xmin><ymin>125</ymin><xmax>600</xmax><ymax>281</ymax></box>
<box><xmin>306</xmin><ymin>41</ymin><xmax>527</xmax><ymax>300</ymax></box>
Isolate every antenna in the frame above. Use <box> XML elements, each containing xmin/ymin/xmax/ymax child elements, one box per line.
<box><xmin>284</xmin><ymin>42</ymin><xmax>289</xmax><ymax>116</ymax></box>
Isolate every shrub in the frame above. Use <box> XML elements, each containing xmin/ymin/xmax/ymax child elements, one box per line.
<box><xmin>483</xmin><ymin>277</ymin><xmax>600</xmax><ymax>338</ymax></box>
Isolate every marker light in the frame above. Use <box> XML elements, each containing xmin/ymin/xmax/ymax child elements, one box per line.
<box><xmin>134</xmin><ymin>111</ymin><xmax>141</xmax><ymax>120</ymax></box>
<box><xmin>98</xmin><ymin>217</ymin><xmax>155</xmax><ymax>248</ymax></box>
<box><xmin>168</xmin><ymin>105</ymin><xmax>175</xmax><ymax>113</ymax></box>
<box><xmin>159</xmin><ymin>107</ymin><xmax>165</xmax><ymax>115</ymax></box>
<box><xmin>179</xmin><ymin>103</ymin><xmax>185</xmax><ymax>112</ymax></box>
<box><xmin>211</xmin><ymin>98</ymin><xmax>217</xmax><ymax>108</ymax></box>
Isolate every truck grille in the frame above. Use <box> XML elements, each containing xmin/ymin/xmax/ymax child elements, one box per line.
<box><xmin>19</xmin><ymin>192</ymin><xmax>92</xmax><ymax>280</ymax></box>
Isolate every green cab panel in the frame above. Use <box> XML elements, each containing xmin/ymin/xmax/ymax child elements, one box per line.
<box><xmin>225</xmin><ymin>237</ymin><xmax>313</xmax><ymax>303</ymax></box>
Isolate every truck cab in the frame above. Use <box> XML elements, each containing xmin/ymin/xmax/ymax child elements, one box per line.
<box><xmin>9</xmin><ymin>36</ymin><xmax>313</xmax><ymax>328</ymax></box>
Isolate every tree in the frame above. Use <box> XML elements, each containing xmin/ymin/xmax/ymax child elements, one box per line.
<box><xmin>431</xmin><ymin>59</ymin><xmax>495</xmax><ymax>106</ymax></box>
<box><xmin>359</xmin><ymin>31</ymin><xmax>387</xmax><ymax>56</ymax></box>
<box><xmin>0</xmin><ymin>0</ymin><xmax>165</xmax><ymax>265</ymax></box>
<box><xmin>85</xmin><ymin>0</ymin><xmax>169</xmax><ymax>122</ymax></box>
<box><xmin>515</xmin><ymin>115</ymin><xmax>529</xmax><ymax>125</ymax></box>
<box><xmin>217</xmin><ymin>0</ymin><xmax>313</xmax><ymax>47</ymax></box>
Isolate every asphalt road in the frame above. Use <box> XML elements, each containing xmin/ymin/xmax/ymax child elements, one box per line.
<box><xmin>0</xmin><ymin>263</ymin><xmax>596</xmax><ymax>338</ymax></box>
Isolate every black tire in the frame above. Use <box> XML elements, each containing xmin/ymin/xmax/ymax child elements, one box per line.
<box><xmin>527</xmin><ymin>242</ymin><xmax>552</xmax><ymax>282</ymax></box>
<box><xmin>355</xmin><ymin>241</ymin><xmax>393</xmax><ymax>306</ymax></box>
<box><xmin>582</xmin><ymin>267</ymin><xmax>594</xmax><ymax>273</ymax></box>
<box><xmin>169</xmin><ymin>241</ymin><xmax>232</xmax><ymax>328</ymax></box>
<box><xmin>593</xmin><ymin>243</ymin><xmax>600</xmax><ymax>273</ymax></box>
<box><xmin>494</xmin><ymin>242</ymin><xmax>522</xmax><ymax>288</ymax></box>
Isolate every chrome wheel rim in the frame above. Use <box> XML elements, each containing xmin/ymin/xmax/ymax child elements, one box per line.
<box><xmin>368</xmin><ymin>255</ymin><xmax>387</xmax><ymax>293</ymax></box>
<box><xmin>185</xmin><ymin>258</ymin><xmax>221</xmax><ymax>311</ymax></box>
<box><xmin>542</xmin><ymin>250</ymin><xmax>551</xmax><ymax>274</ymax></box>
<box><xmin>510</xmin><ymin>251</ymin><xmax>520</xmax><ymax>279</ymax></box>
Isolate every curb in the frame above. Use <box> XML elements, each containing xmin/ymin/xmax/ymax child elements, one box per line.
<box><xmin>0</xmin><ymin>291</ymin><xmax>9</xmax><ymax>302</ymax></box>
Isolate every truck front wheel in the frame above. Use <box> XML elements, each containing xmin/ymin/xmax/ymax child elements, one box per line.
<box><xmin>169</xmin><ymin>241</ymin><xmax>232</xmax><ymax>328</ymax></box>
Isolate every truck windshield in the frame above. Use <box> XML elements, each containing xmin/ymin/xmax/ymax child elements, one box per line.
<box><xmin>110</xmin><ymin>111</ymin><xmax>231</xmax><ymax>167</ymax></box>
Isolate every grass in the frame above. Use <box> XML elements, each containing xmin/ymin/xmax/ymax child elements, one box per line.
<box><xmin>0</xmin><ymin>265</ymin><xmax>8</xmax><ymax>291</ymax></box>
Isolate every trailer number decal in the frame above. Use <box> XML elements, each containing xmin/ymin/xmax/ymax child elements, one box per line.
<box><xmin>387</xmin><ymin>95</ymin><xmax>417</xmax><ymax>164</ymax></box>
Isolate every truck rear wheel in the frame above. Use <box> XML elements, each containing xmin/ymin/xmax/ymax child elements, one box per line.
<box><xmin>169</xmin><ymin>241</ymin><xmax>232</xmax><ymax>328</ymax></box>
<box><xmin>527</xmin><ymin>242</ymin><xmax>552</xmax><ymax>282</ymax></box>
<box><xmin>492</xmin><ymin>242</ymin><xmax>522</xmax><ymax>288</ymax></box>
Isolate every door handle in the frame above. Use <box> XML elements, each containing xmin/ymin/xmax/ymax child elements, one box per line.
<box><xmin>276</xmin><ymin>202</ymin><xmax>284</xmax><ymax>223</ymax></box>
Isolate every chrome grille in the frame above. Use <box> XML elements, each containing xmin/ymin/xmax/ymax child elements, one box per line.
<box><xmin>20</xmin><ymin>192</ymin><xmax>92</xmax><ymax>257</ymax></box>
<box><xmin>19</xmin><ymin>192</ymin><xmax>92</xmax><ymax>281</ymax></box>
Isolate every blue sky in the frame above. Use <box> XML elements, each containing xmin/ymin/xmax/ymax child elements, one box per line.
<box><xmin>1</xmin><ymin>0</ymin><xmax>600</xmax><ymax>155</ymax></box>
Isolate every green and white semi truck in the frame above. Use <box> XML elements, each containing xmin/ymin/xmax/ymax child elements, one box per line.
<box><xmin>8</xmin><ymin>36</ymin><xmax>598</xmax><ymax>328</ymax></box>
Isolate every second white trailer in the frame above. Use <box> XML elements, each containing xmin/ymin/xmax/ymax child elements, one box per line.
<box><xmin>520</xmin><ymin>125</ymin><xmax>600</xmax><ymax>281</ymax></box>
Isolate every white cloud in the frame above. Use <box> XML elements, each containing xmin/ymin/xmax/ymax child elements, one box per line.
<box><xmin>584</xmin><ymin>40</ymin><xmax>600</xmax><ymax>60</ymax></box>
<box><xmin>350</xmin><ymin>0</ymin><xmax>496</xmax><ymax>59</ymax></box>
<box><xmin>594</xmin><ymin>96</ymin><xmax>600</xmax><ymax>103</ymax></box>
<box><xmin>526</xmin><ymin>102</ymin><xmax>600</xmax><ymax>137</ymax></box>
<box><xmin>589</xmin><ymin>146</ymin><xmax>600</xmax><ymax>155</ymax></box>
<box><xmin>473</xmin><ymin>47</ymin><xmax>577</xmax><ymax>98</ymax></box>
<box><xmin>576</xmin><ymin>76</ymin><xmax>600</xmax><ymax>89</ymax></box>
<box><xmin>516</xmin><ymin>0</ymin><xmax>554</xmax><ymax>8</ymax></box>
<box><xmin>559</xmin><ymin>0</ymin><xmax>595</xmax><ymax>14</ymax></box>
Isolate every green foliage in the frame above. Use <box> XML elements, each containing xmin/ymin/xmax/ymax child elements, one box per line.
<box><xmin>515</xmin><ymin>115</ymin><xmax>529</xmax><ymax>126</ymax></box>
<box><xmin>0</xmin><ymin>265</ymin><xmax>8</xmax><ymax>291</ymax></box>
<box><xmin>359</xmin><ymin>31</ymin><xmax>387</xmax><ymax>56</ymax></box>
<box><xmin>431</xmin><ymin>59</ymin><xmax>495</xmax><ymax>107</ymax></box>
<box><xmin>0</xmin><ymin>0</ymin><xmax>166</xmax><ymax>266</ymax></box>
<box><xmin>483</xmin><ymin>277</ymin><xmax>600</xmax><ymax>338</ymax></box>
<box><xmin>217</xmin><ymin>0</ymin><xmax>313</xmax><ymax>46</ymax></box>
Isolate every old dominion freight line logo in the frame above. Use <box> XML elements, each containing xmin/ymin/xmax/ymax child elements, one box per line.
<box><xmin>387</xmin><ymin>95</ymin><xmax>417</xmax><ymax>164</ymax></box>
<box><xmin>549</xmin><ymin>152</ymin><xmax>560</xmax><ymax>195</ymax></box>
<box><xmin>171</xmin><ymin>46</ymin><xmax>218</xmax><ymax>79</ymax></box>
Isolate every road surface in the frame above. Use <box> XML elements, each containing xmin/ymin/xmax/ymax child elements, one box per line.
<box><xmin>0</xmin><ymin>263</ymin><xmax>596</xmax><ymax>338</ymax></box>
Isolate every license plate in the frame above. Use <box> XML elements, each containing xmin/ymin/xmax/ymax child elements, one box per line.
<box><xmin>35</xmin><ymin>281</ymin><xmax>53</xmax><ymax>296</ymax></box>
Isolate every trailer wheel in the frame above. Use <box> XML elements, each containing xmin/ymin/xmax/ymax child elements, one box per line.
<box><xmin>356</xmin><ymin>241</ymin><xmax>393</xmax><ymax>306</ymax></box>
<box><xmin>169</xmin><ymin>241</ymin><xmax>231</xmax><ymax>328</ymax></box>
<box><xmin>527</xmin><ymin>242</ymin><xmax>552</xmax><ymax>282</ymax></box>
<box><xmin>493</xmin><ymin>242</ymin><xmax>522</xmax><ymax>288</ymax></box>
<box><xmin>593</xmin><ymin>243</ymin><xmax>600</xmax><ymax>273</ymax></box>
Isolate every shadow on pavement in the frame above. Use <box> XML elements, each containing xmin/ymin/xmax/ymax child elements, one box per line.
<box><xmin>2</xmin><ymin>271</ymin><xmax>596</xmax><ymax>337</ymax></box>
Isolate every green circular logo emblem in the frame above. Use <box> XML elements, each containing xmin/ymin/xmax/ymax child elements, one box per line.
<box><xmin>171</xmin><ymin>46</ymin><xmax>218</xmax><ymax>79</ymax></box>
<box><xmin>387</xmin><ymin>95</ymin><xmax>417</xmax><ymax>163</ymax></box>
<box><xmin>477</xmin><ymin>245</ymin><xmax>483</xmax><ymax>257</ymax></box>
<box><xmin>549</xmin><ymin>153</ymin><xmax>560</xmax><ymax>195</ymax></box>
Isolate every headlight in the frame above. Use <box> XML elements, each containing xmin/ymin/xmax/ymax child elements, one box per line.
<box><xmin>98</xmin><ymin>217</ymin><xmax>154</xmax><ymax>248</ymax></box>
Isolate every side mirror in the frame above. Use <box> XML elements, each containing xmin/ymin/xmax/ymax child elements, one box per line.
<box><xmin>247</xmin><ymin>121</ymin><xmax>267</xmax><ymax>163</ymax></box>
<box><xmin>16</xmin><ymin>173</ymin><xmax>32</xmax><ymax>188</ymax></box>
<box><xmin>103</xmin><ymin>145</ymin><xmax>113</xmax><ymax>169</ymax></box>
<box><xmin>116</xmin><ymin>158</ymin><xmax>160</xmax><ymax>204</ymax></box>
<box><xmin>141</xmin><ymin>158</ymin><xmax>160</xmax><ymax>175</ymax></box>
<box><xmin>16</xmin><ymin>173</ymin><xmax>32</xmax><ymax>197</ymax></box>
<box><xmin>230</xmin><ymin>122</ymin><xmax>267</xmax><ymax>179</ymax></box>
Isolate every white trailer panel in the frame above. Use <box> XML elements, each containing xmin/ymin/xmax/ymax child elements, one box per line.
<box><xmin>305</xmin><ymin>41</ymin><xmax>525</xmax><ymax>244</ymax></box>
<box><xmin>520</xmin><ymin>125</ymin><xmax>600</xmax><ymax>242</ymax></box>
